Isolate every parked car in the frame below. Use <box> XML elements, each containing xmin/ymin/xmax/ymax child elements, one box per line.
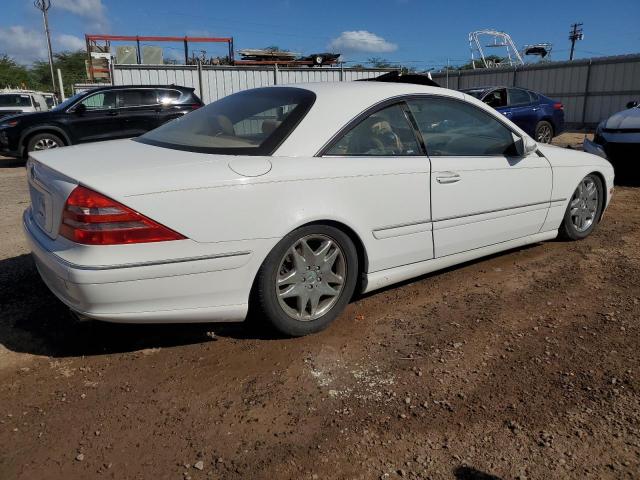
<box><xmin>23</xmin><ymin>82</ymin><xmax>613</xmax><ymax>336</ymax></box>
<box><xmin>41</xmin><ymin>92</ymin><xmax>58</xmax><ymax>109</ymax></box>
<box><xmin>0</xmin><ymin>85</ymin><xmax>203</xmax><ymax>158</ymax></box>
<box><xmin>460</xmin><ymin>86</ymin><xmax>564</xmax><ymax>143</ymax></box>
<box><xmin>0</xmin><ymin>91</ymin><xmax>49</xmax><ymax>120</ymax></box>
<box><xmin>584</xmin><ymin>100</ymin><xmax>640</xmax><ymax>177</ymax></box>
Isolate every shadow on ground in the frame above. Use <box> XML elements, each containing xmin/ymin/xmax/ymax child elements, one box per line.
<box><xmin>453</xmin><ymin>466</ymin><xmax>502</xmax><ymax>480</ymax></box>
<box><xmin>0</xmin><ymin>254</ymin><xmax>282</xmax><ymax>360</ymax></box>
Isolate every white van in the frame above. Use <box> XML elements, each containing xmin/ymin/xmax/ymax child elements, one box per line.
<box><xmin>0</xmin><ymin>92</ymin><xmax>49</xmax><ymax>119</ymax></box>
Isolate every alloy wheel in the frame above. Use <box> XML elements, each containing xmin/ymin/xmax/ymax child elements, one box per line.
<box><xmin>33</xmin><ymin>138</ymin><xmax>60</xmax><ymax>150</ymax></box>
<box><xmin>570</xmin><ymin>177</ymin><xmax>599</xmax><ymax>232</ymax></box>
<box><xmin>536</xmin><ymin>124</ymin><xmax>552</xmax><ymax>143</ymax></box>
<box><xmin>275</xmin><ymin>234</ymin><xmax>347</xmax><ymax>321</ymax></box>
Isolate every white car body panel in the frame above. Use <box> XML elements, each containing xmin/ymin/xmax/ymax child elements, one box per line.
<box><xmin>23</xmin><ymin>82</ymin><xmax>615</xmax><ymax>324</ymax></box>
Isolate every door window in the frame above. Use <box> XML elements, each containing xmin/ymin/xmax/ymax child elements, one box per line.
<box><xmin>325</xmin><ymin>103</ymin><xmax>421</xmax><ymax>156</ymax></box>
<box><xmin>482</xmin><ymin>88</ymin><xmax>507</xmax><ymax>108</ymax></box>
<box><xmin>80</xmin><ymin>91</ymin><xmax>117</xmax><ymax>110</ymax></box>
<box><xmin>119</xmin><ymin>89</ymin><xmax>158</xmax><ymax>108</ymax></box>
<box><xmin>407</xmin><ymin>97</ymin><xmax>518</xmax><ymax>157</ymax></box>
<box><xmin>508</xmin><ymin>88</ymin><xmax>532</xmax><ymax>106</ymax></box>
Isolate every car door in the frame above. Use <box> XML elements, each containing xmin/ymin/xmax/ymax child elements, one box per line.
<box><xmin>66</xmin><ymin>90</ymin><xmax>122</xmax><ymax>143</ymax></box>
<box><xmin>505</xmin><ymin>88</ymin><xmax>538</xmax><ymax>136</ymax></box>
<box><xmin>406</xmin><ymin>96</ymin><xmax>552</xmax><ymax>258</ymax></box>
<box><xmin>117</xmin><ymin>88</ymin><xmax>160</xmax><ymax>136</ymax></box>
<box><xmin>321</xmin><ymin>102</ymin><xmax>434</xmax><ymax>272</ymax></box>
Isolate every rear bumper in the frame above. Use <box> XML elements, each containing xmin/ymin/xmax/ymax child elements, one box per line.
<box><xmin>23</xmin><ymin>208</ymin><xmax>258</xmax><ymax>323</ymax></box>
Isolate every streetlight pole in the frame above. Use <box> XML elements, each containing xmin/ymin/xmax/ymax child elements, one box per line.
<box><xmin>34</xmin><ymin>0</ymin><xmax>57</xmax><ymax>96</ymax></box>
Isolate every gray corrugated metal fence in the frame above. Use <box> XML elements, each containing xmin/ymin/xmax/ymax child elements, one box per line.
<box><xmin>431</xmin><ymin>54</ymin><xmax>640</xmax><ymax>128</ymax></box>
<box><xmin>113</xmin><ymin>65</ymin><xmax>392</xmax><ymax>105</ymax></box>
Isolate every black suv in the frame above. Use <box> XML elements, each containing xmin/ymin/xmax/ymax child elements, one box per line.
<box><xmin>0</xmin><ymin>85</ymin><xmax>203</xmax><ymax>158</ymax></box>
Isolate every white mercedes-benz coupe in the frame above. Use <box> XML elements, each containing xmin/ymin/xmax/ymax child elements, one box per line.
<box><xmin>23</xmin><ymin>81</ymin><xmax>614</xmax><ymax>336</ymax></box>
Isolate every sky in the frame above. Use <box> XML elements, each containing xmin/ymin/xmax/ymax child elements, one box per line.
<box><xmin>1</xmin><ymin>0</ymin><xmax>639</xmax><ymax>69</ymax></box>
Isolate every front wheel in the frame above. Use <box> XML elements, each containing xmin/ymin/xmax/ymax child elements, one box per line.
<box><xmin>559</xmin><ymin>174</ymin><xmax>604</xmax><ymax>240</ymax></box>
<box><xmin>255</xmin><ymin>225</ymin><xmax>358</xmax><ymax>336</ymax></box>
<box><xmin>26</xmin><ymin>133</ymin><xmax>64</xmax><ymax>154</ymax></box>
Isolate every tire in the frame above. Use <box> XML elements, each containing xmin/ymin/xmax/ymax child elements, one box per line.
<box><xmin>26</xmin><ymin>133</ymin><xmax>64</xmax><ymax>154</ymax></box>
<box><xmin>559</xmin><ymin>174</ymin><xmax>604</xmax><ymax>240</ymax></box>
<box><xmin>255</xmin><ymin>225</ymin><xmax>359</xmax><ymax>336</ymax></box>
<box><xmin>534</xmin><ymin>120</ymin><xmax>554</xmax><ymax>143</ymax></box>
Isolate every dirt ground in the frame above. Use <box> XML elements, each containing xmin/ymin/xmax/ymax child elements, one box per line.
<box><xmin>1</xmin><ymin>134</ymin><xmax>639</xmax><ymax>480</ymax></box>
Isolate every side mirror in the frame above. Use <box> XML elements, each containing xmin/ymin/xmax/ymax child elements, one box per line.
<box><xmin>513</xmin><ymin>134</ymin><xmax>538</xmax><ymax>156</ymax></box>
<box><xmin>73</xmin><ymin>103</ymin><xmax>87</xmax><ymax>114</ymax></box>
<box><xmin>627</xmin><ymin>100</ymin><xmax>638</xmax><ymax>109</ymax></box>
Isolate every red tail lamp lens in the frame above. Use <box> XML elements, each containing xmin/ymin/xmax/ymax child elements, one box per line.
<box><xmin>59</xmin><ymin>185</ymin><xmax>185</xmax><ymax>245</ymax></box>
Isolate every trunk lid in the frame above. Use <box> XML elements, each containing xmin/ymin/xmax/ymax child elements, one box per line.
<box><xmin>28</xmin><ymin>139</ymin><xmax>266</xmax><ymax>239</ymax></box>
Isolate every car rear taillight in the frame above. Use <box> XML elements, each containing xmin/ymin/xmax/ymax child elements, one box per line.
<box><xmin>59</xmin><ymin>185</ymin><xmax>185</xmax><ymax>245</ymax></box>
<box><xmin>553</xmin><ymin>102</ymin><xmax>564</xmax><ymax>110</ymax></box>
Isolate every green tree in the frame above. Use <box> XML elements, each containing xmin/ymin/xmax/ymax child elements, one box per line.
<box><xmin>0</xmin><ymin>55</ymin><xmax>31</xmax><ymax>89</ymax></box>
<box><xmin>31</xmin><ymin>50</ymin><xmax>87</xmax><ymax>96</ymax></box>
<box><xmin>367</xmin><ymin>57</ymin><xmax>396</xmax><ymax>69</ymax></box>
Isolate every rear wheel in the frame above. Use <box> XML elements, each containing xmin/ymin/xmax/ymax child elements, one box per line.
<box><xmin>26</xmin><ymin>133</ymin><xmax>64</xmax><ymax>154</ymax></box>
<box><xmin>534</xmin><ymin>120</ymin><xmax>554</xmax><ymax>143</ymax></box>
<box><xmin>255</xmin><ymin>225</ymin><xmax>358</xmax><ymax>336</ymax></box>
<box><xmin>559</xmin><ymin>174</ymin><xmax>604</xmax><ymax>240</ymax></box>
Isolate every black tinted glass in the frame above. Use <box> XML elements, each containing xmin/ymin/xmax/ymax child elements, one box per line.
<box><xmin>326</xmin><ymin>103</ymin><xmax>421</xmax><ymax>156</ymax></box>
<box><xmin>119</xmin><ymin>89</ymin><xmax>158</xmax><ymax>107</ymax></box>
<box><xmin>508</xmin><ymin>88</ymin><xmax>531</xmax><ymax>106</ymax></box>
<box><xmin>137</xmin><ymin>87</ymin><xmax>316</xmax><ymax>155</ymax></box>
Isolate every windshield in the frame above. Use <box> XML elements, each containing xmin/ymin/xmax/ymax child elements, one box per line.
<box><xmin>0</xmin><ymin>94</ymin><xmax>32</xmax><ymax>108</ymax></box>
<box><xmin>137</xmin><ymin>87</ymin><xmax>316</xmax><ymax>155</ymax></box>
<box><xmin>52</xmin><ymin>92</ymin><xmax>85</xmax><ymax>111</ymax></box>
<box><xmin>462</xmin><ymin>89</ymin><xmax>488</xmax><ymax>100</ymax></box>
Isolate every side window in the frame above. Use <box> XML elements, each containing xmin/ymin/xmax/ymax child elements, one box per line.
<box><xmin>508</xmin><ymin>88</ymin><xmax>532</xmax><ymax>106</ymax></box>
<box><xmin>80</xmin><ymin>91</ymin><xmax>117</xmax><ymax>110</ymax></box>
<box><xmin>528</xmin><ymin>91</ymin><xmax>539</xmax><ymax>103</ymax></box>
<box><xmin>119</xmin><ymin>89</ymin><xmax>158</xmax><ymax>108</ymax></box>
<box><xmin>31</xmin><ymin>96</ymin><xmax>41</xmax><ymax>111</ymax></box>
<box><xmin>482</xmin><ymin>88</ymin><xmax>507</xmax><ymax>108</ymax></box>
<box><xmin>157</xmin><ymin>89</ymin><xmax>182</xmax><ymax>105</ymax></box>
<box><xmin>326</xmin><ymin>103</ymin><xmax>421</xmax><ymax>156</ymax></box>
<box><xmin>407</xmin><ymin>97</ymin><xmax>517</xmax><ymax>157</ymax></box>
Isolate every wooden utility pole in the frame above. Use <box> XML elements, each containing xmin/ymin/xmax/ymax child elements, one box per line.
<box><xmin>569</xmin><ymin>23</ymin><xmax>584</xmax><ymax>61</ymax></box>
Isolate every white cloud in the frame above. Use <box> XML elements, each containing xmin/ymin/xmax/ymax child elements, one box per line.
<box><xmin>0</xmin><ymin>27</ymin><xmax>86</xmax><ymax>64</ymax></box>
<box><xmin>56</xmin><ymin>34</ymin><xmax>85</xmax><ymax>51</ymax></box>
<box><xmin>56</xmin><ymin>0</ymin><xmax>109</xmax><ymax>31</ymax></box>
<box><xmin>0</xmin><ymin>26</ymin><xmax>47</xmax><ymax>64</ymax></box>
<box><xmin>328</xmin><ymin>31</ymin><xmax>398</xmax><ymax>53</ymax></box>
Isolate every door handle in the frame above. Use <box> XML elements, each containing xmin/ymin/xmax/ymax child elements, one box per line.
<box><xmin>436</xmin><ymin>173</ymin><xmax>461</xmax><ymax>184</ymax></box>
<box><xmin>106</xmin><ymin>110</ymin><xmax>118</xmax><ymax>116</ymax></box>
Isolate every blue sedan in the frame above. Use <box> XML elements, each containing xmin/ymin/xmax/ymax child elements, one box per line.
<box><xmin>461</xmin><ymin>86</ymin><xmax>565</xmax><ymax>143</ymax></box>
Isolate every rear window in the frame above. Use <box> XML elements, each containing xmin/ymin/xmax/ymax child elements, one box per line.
<box><xmin>0</xmin><ymin>94</ymin><xmax>32</xmax><ymax>107</ymax></box>
<box><xmin>137</xmin><ymin>87</ymin><xmax>316</xmax><ymax>155</ymax></box>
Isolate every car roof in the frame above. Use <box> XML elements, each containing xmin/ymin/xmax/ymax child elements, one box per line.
<box><xmin>461</xmin><ymin>86</ymin><xmax>531</xmax><ymax>92</ymax></box>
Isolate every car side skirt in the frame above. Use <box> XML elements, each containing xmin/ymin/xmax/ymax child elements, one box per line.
<box><xmin>363</xmin><ymin>230</ymin><xmax>558</xmax><ymax>293</ymax></box>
